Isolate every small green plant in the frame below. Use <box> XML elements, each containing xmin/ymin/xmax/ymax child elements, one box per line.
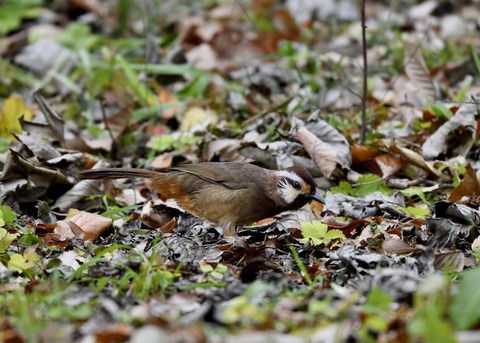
<box><xmin>200</xmin><ymin>262</ymin><xmax>228</xmax><ymax>280</ymax></box>
<box><xmin>359</xmin><ymin>287</ymin><xmax>392</xmax><ymax>342</ymax></box>
<box><xmin>397</xmin><ymin>206</ymin><xmax>430</xmax><ymax>218</ymax></box>
<box><xmin>449</xmin><ymin>266</ymin><xmax>480</xmax><ymax>330</ymax></box>
<box><xmin>299</xmin><ymin>220</ymin><xmax>345</xmax><ymax>247</ymax></box>
<box><xmin>0</xmin><ymin>227</ymin><xmax>18</xmax><ymax>253</ymax></box>
<box><xmin>220</xmin><ymin>281</ymin><xmax>274</xmax><ymax>326</ymax></box>
<box><xmin>0</xmin><ymin>0</ymin><xmax>42</xmax><ymax>35</ymax></box>
<box><xmin>331</xmin><ymin>174</ymin><xmax>392</xmax><ymax>197</ymax></box>
<box><xmin>409</xmin><ymin>274</ymin><xmax>456</xmax><ymax>343</ymax></box>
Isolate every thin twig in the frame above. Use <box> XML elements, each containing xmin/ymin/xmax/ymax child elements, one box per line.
<box><xmin>360</xmin><ymin>0</ymin><xmax>368</xmax><ymax>143</ymax></box>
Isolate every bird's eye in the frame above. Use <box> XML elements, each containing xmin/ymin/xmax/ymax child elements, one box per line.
<box><xmin>292</xmin><ymin>180</ymin><xmax>301</xmax><ymax>190</ymax></box>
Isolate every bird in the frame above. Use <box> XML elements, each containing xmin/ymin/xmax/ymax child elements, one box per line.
<box><xmin>77</xmin><ymin>162</ymin><xmax>325</xmax><ymax>235</ymax></box>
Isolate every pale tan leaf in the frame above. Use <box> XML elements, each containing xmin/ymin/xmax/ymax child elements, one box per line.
<box><xmin>104</xmin><ymin>104</ymin><xmax>132</xmax><ymax>141</ymax></box>
<box><xmin>297</xmin><ymin>126</ymin><xmax>337</xmax><ymax>177</ymax></box>
<box><xmin>151</xmin><ymin>153</ymin><xmax>173</xmax><ymax>169</ymax></box>
<box><xmin>55</xmin><ymin>211</ymin><xmax>112</xmax><ymax>242</ymax></box>
<box><xmin>374</xmin><ymin>154</ymin><xmax>402</xmax><ymax>178</ymax></box>
<box><xmin>382</xmin><ymin>238</ymin><xmax>415</xmax><ymax>255</ymax></box>
<box><xmin>180</xmin><ymin>106</ymin><xmax>217</xmax><ymax>131</ymax></box>
<box><xmin>449</xmin><ymin>164</ymin><xmax>480</xmax><ymax>202</ymax></box>
<box><xmin>33</xmin><ymin>91</ymin><xmax>65</xmax><ymax>143</ymax></box>
<box><xmin>404</xmin><ymin>42</ymin><xmax>437</xmax><ymax>100</ymax></box>
<box><xmin>434</xmin><ymin>250</ymin><xmax>464</xmax><ymax>272</ymax></box>
<box><xmin>421</xmin><ymin>97</ymin><xmax>479</xmax><ymax>160</ymax></box>
<box><xmin>383</xmin><ymin>140</ymin><xmax>443</xmax><ymax>177</ymax></box>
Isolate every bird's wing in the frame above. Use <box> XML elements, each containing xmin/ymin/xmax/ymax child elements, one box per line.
<box><xmin>170</xmin><ymin>163</ymin><xmax>260</xmax><ymax>190</ymax></box>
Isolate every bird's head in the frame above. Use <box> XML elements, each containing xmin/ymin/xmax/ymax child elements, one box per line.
<box><xmin>275</xmin><ymin>166</ymin><xmax>325</xmax><ymax>208</ymax></box>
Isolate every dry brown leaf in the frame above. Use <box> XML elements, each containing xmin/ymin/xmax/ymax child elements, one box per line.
<box><xmin>382</xmin><ymin>238</ymin><xmax>415</xmax><ymax>255</ymax></box>
<box><xmin>71</xmin><ymin>0</ymin><xmax>105</xmax><ymax>15</ymax></box>
<box><xmin>449</xmin><ymin>164</ymin><xmax>480</xmax><ymax>202</ymax></box>
<box><xmin>202</xmin><ymin>138</ymin><xmax>252</xmax><ymax>162</ymax></box>
<box><xmin>434</xmin><ymin>250</ymin><xmax>465</xmax><ymax>272</ymax></box>
<box><xmin>55</xmin><ymin>211</ymin><xmax>112</xmax><ymax>242</ymax></box>
<box><xmin>210</xmin><ymin>3</ymin><xmax>244</xmax><ymax>21</ymax></box>
<box><xmin>151</xmin><ymin>153</ymin><xmax>173</xmax><ymax>169</ymax></box>
<box><xmin>157</xmin><ymin>88</ymin><xmax>181</xmax><ymax>120</ymax></box>
<box><xmin>384</xmin><ymin>141</ymin><xmax>443</xmax><ymax>178</ymax></box>
<box><xmin>95</xmin><ymin>323</ymin><xmax>133</xmax><ymax>343</ymax></box>
<box><xmin>33</xmin><ymin>92</ymin><xmax>65</xmax><ymax>143</ymax></box>
<box><xmin>472</xmin><ymin>236</ymin><xmax>480</xmax><ymax>252</ymax></box>
<box><xmin>322</xmin><ymin>215</ymin><xmax>382</xmax><ymax>236</ymax></box>
<box><xmin>297</xmin><ymin>126</ymin><xmax>337</xmax><ymax>177</ymax></box>
<box><xmin>185</xmin><ymin>43</ymin><xmax>218</xmax><ymax>70</ymax></box>
<box><xmin>351</xmin><ymin>144</ymin><xmax>378</xmax><ymax>164</ymax></box>
<box><xmin>421</xmin><ymin>96</ymin><xmax>479</xmax><ymax>160</ymax></box>
<box><xmin>374</xmin><ymin>154</ymin><xmax>403</xmax><ymax>178</ymax></box>
<box><xmin>104</xmin><ymin>104</ymin><xmax>132</xmax><ymax>141</ymax></box>
<box><xmin>404</xmin><ymin>42</ymin><xmax>437</xmax><ymax>100</ymax></box>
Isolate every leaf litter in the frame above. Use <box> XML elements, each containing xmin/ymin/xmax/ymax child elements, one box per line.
<box><xmin>1</xmin><ymin>0</ymin><xmax>480</xmax><ymax>342</ymax></box>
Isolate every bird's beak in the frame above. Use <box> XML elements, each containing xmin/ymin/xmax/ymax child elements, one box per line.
<box><xmin>305</xmin><ymin>192</ymin><xmax>326</xmax><ymax>205</ymax></box>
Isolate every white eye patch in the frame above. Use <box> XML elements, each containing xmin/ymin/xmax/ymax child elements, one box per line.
<box><xmin>276</xmin><ymin>171</ymin><xmax>305</xmax><ymax>204</ymax></box>
<box><xmin>277</xmin><ymin>170</ymin><xmax>304</xmax><ymax>185</ymax></box>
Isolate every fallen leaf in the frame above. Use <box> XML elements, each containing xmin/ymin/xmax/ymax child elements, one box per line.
<box><xmin>0</xmin><ymin>94</ymin><xmax>33</xmax><ymax>139</ymax></box>
<box><xmin>55</xmin><ymin>211</ymin><xmax>112</xmax><ymax>242</ymax></box>
<box><xmin>449</xmin><ymin>164</ymin><xmax>480</xmax><ymax>202</ymax></box>
<box><xmin>382</xmin><ymin>238</ymin><xmax>415</xmax><ymax>255</ymax></box>
<box><xmin>297</xmin><ymin>126</ymin><xmax>337</xmax><ymax>177</ymax></box>
<box><xmin>421</xmin><ymin>96</ymin><xmax>479</xmax><ymax>160</ymax></box>
<box><xmin>404</xmin><ymin>41</ymin><xmax>437</xmax><ymax>101</ymax></box>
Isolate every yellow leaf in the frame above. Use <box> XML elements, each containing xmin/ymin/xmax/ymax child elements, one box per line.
<box><xmin>8</xmin><ymin>254</ymin><xmax>29</xmax><ymax>272</ymax></box>
<box><xmin>8</xmin><ymin>250</ymin><xmax>40</xmax><ymax>273</ymax></box>
<box><xmin>180</xmin><ymin>107</ymin><xmax>217</xmax><ymax>131</ymax></box>
<box><xmin>0</xmin><ymin>95</ymin><xmax>33</xmax><ymax>139</ymax></box>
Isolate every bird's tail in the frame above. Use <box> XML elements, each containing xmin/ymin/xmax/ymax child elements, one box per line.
<box><xmin>77</xmin><ymin>168</ymin><xmax>161</xmax><ymax>180</ymax></box>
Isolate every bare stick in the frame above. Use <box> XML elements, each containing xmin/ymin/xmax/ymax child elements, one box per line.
<box><xmin>360</xmin><ymin>0</ymin><xmax>368</xmax><ymax>143</ymax></box>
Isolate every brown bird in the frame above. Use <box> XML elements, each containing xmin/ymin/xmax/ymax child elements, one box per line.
<box><xmin>78</xmin><ymin>162</ymin><xmax>325</xmax><ymax>235</ymax></box>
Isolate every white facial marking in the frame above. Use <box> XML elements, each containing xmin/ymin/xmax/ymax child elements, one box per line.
<box><xmin>276</xmin><ymin>171</ymin><xmax>304</xmax><ymax>204</ymax></box>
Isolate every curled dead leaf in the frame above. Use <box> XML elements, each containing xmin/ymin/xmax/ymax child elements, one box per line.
<box><xmin>382</xmin><ymin>238</ymin><xmax>415</xmax><ymax>255</ymax></box>
<box><xmin>297</xmin><ymin>126</ymin><xmax>337</xmax><ymax>177</ymax></box>
<box><xmin>55</xmin><ymin>211</ymin><xmax>112</xmax><ymax>242</ymax></box>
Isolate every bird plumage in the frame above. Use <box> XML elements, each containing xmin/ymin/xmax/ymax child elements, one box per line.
<box><xmin>78</xmin><ymin>162</ymin><xmax>324</xmax><ymax>235</ymax></box>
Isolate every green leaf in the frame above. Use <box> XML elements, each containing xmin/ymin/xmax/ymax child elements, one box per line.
<box><xmin>215</xmin><ymin>263</ymin><xmax>228</xmax><ymax>273</ymax></box>
<box><xmin>323</xmin><ymin>230</ymin><xmax>346</xmax><ymax>244</ymax></box>
<box><xmin>0</xmin><ymin>205</ymin><xmax>16</xmax><ymax>224</ymax></box>
<box><xmin>354</xmin><ymin>174</ymin><xmax>392</xmax><ymax>197</ymax></box>
<box><xmin>398</xmin><ymin>206</ymin><xmax>430</xmax><ymax>218</ymax></box>
<box><xmin>300</xmin><ymin>220</ymin><xmax>327</xmax><ymax>246</ymax></box>
<box><xmin>299</xmin><ymin>220</ymin><xmax>345</xmax><ymax>246</ymax></box>
<box><xmin>17</xmin><ymin>233</ymin><xmax>43</xmax><ymax>247</ymax></box>
<box><xmin>450</xmin><ymin>266</ymin><xmax>480</xmax><ymax>330</ymax></box>
<box><xmin>330</xmin><ymin>180</ymin><xmax>354</xmax><ymax>195</ymax></box>
<box><xmin>58</xmin><ymin>23</ymin><xmax>101</xmax><ymax>51</ymax></box>
<box><xmin>432</xmin><ymin>101</ymin><xmax>454</xmax><ymax>120</ymax></box>
<box><xmin>472</xmin><ymin>45</ymin><xmax>480</xmax><ymax>77</ymax></box>
<box><xmin>0</xmin><ymin>0</ymin><xmax>42</xmax><ymax>35</ymax></box>
<box><xmin>178</xmin><ymin>73</ymin><xmax>210</xmax><ymax>98</ymax></box>
<box><xmin>363</xmin><ymin>287</ymin><xmax>392</xmax><ymax>314</ymax></box>
<box><xmin>410</xmin><ymin>301</ymin><xmax>456</xmax><ymax>343</ymax></box>
<box><xmin>409</xmin><ymin>274</ymin><xmax>456</xmax><ymax>342</ymax></box>
<box><xmin>399</xmin><ymin>187</ymin><xmax>428</xmax><ymax>203</ymax></box>
<box><xmin>454</xmin><ymin>75</ymin><xmax>472</xmax><ymax>102</ymax></box>
<box><xmin>148</xmin><ymin>134</ymin><xmax>176</xmax><ymax>152</ymax></box>
<box><xmin>7</xmin><ymin>252</ymin><xmax>41</xmax><ymax>273</ymax></box>
<box><xmin>331</xmin><ymin>174</ymin><xmax>392</xmax><ymax>197</ymax></box>
<box><xmin>0</xmin><ymin>227</ymin><xmax>18</xmax><ymax>252</ymax></box>
<box><xmin>200</xmin><ymin>264</ymin><xmax>214</xmax><ymax>273</ymax></box>
<box><xmin>115</xmin><ymin>55</ymin><xmax>158</xmax><ymax>107</ymax></box>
